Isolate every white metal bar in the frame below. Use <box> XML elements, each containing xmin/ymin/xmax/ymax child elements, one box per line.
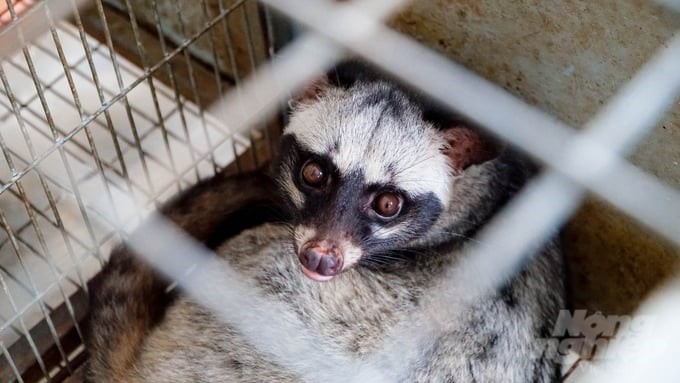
<box><xmin>581</xmin><ymin>33</ymin><xmax>680</xmax><ymax>154</ymax></box>
<box><xmin>656</xmin><ymin>0</ymin><xmax>680</xmax><ymax>12</ymax></box>
<box><xmin>206</xmin><ymin>33</ymin><xmax>344</xmax><ymax>135</ymax></box>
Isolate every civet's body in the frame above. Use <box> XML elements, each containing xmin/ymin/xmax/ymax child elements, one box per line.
<box><xmin>86</xmin><ymin>63</ymin><xmax>566</xmax><ymax>382</ymax></box>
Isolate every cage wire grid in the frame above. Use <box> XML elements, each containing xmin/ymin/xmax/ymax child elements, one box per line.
<box><xmin>0</xmin><ymin>0</ymin><xmax>272</xmax><ymax>381</ymax></box>
<box><xmin>0</xmin><ymin>0</ymin><xmax>678</xmax><ymax>382</ymax></box>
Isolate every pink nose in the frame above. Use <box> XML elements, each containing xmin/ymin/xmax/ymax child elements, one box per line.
<box><xmin>299</xmin><ymin>240</ymin><xmax>344</xmax><ymax>277</ymax></box>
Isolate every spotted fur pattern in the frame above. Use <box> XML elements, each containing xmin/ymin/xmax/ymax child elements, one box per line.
<box><xmin>85</xmin><ymin>62</ymin><xmax>566</xmax><ymax>382</ymax></box>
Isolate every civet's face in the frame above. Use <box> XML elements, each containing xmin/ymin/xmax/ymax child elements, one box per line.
<box><xmin>277</xmin><ymin>80</ymin><xmax>490</xmax><ymax>281</ymax></box>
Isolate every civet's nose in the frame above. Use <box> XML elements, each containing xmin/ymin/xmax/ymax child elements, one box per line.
<box><xmin>298</xmin><ymin>240</ymin><xmax>344</xmax><ymax>281</ymax></box>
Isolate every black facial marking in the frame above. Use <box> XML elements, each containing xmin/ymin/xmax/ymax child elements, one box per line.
<box><xmin>277</xmin><ymin>135</ymin><xmax>338</xmax><ymax>200</ymax></box>
<box><xmin>301</xmin><ymin>169</ymin><xmax>369</xmax><ymax>240</ymax></box>
<box><xmin>359</xmin><ymin>189</ymin><xmax>443</xmax><ymax>266</ymax></box>
<box><xmin>355</xmin><ymin>87</ymin><xmax>405</xmax><ymax>120</ymax></box>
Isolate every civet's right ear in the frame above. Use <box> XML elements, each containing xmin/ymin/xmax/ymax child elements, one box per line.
<box><xmin>441</xmin><ymin>125</ymin><xmax>501</xmax><ymax>175</ymax></box>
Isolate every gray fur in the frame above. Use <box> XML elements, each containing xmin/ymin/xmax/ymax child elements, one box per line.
<box><xmin>86</xmin><ymin>69</ymin><xmax>566</xmax><ymax>382</ymax></box>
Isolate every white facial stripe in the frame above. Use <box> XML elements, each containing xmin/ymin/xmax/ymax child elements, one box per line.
<box><xmin>329</xmin><ymin>112</ymin><xmax>381</xmax><ymax>176</ymax></box>
<box><xmin>342</xmin><ymin>241</ymin><xmax>363</xmax><ymax>270</ymax></box>
<box><xmin>294</xmin><ymin>225</ymin><xmax>317</xmax><ymax>251</ymax></box>
<box><xmin>283</xmin><ymin>178</ymin><xmax>304</xmax><ymax>209</ymax></box>
<box><xmin>371</xmin><ymin>222</ymin><xmax>410</xmax><ymax>240</ymax></box>
<box><xmin>391</xmin><ymin>145</ymin><xmax>452</xmax><ymax>203</ymax></box>
<box><xmin>362</xmin><ymin>125</ymin><xmax>452</xmax><ymax>203</ymax></box>
<box><xmin>284</xmin><ymin>87</ymin><xmax>348</xmax><ymax>158</ymax></box>
<box><xmin>278</xmin><ymin>165</ymin><xmax>305</xmax><ymax>209</ymax></box>
<box><xmin>363</xmin><ymin>156</ymin><xmax>388</xmax><ymax>186</ymax></box>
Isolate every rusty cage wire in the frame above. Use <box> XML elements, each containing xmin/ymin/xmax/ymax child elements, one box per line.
<box><xmin>1</xmin><ymin>0</ymin><xmax>680</xmax><ymax>382</ymax></box>
<box><xmin>0</xmin><ymin>0</ymin><xmax>282</xmax><ymax>381</ymax></box>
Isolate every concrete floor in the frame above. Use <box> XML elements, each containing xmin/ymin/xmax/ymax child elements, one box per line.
<box><xmin>389</xmin><ymin>0</ymin><xmax>680</xmax><ymax>317</ymax></box>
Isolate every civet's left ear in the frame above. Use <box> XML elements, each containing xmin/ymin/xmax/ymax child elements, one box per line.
<box><xmin>288</xmin><ymin>75</ymin><xmax>331</xmax><ymax>108</ymax></box>
<box><xmin>441</xmin><ymin>126</ymin><xmax>500</xmax><ymax>175</ymax></box>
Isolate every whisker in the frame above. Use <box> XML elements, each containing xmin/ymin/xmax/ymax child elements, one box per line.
<box><xmin>390</xmin><ymin>153</ymin><xmax>440</xmax><ymax>177</ymax></box>
<box><xmin>427</xmin><ymin>229</ymin><xmax>497</xmax><ymax>249</ymax></box>
<box><xmin>392</xmin><ymin>179</ymin><xmax>452</xmax><ymax>185</ymax></box>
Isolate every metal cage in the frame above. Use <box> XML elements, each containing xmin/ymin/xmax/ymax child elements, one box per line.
<box><xmin>1</xmin><ymin>0</ymin><xmax>679</xmax><ymax>382</ymax></box>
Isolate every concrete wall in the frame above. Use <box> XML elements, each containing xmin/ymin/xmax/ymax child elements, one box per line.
<box><xmin>389</xmin><ymin>0</ymin><xmax>680</xmax><ymax>315</ymax></box>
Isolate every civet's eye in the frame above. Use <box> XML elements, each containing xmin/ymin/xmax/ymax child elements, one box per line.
<box><xmin>373</xmin><ymin>192</ymin><xmax>402</xmax><ymax>218</ymax></box>
<box><xmin>301</xmin><ymin>160</ymin><xmax>326</xmax><ymax>187</ymax></box>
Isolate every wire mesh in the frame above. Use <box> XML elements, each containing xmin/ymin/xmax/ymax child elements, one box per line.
<box><xmin>0</xmin><ymin>0</ymin><xmax>678</xmax><ymax>382</ymax></box>
<box><xmin>0</xmin><ymin>0</ymin><xmax>274</xmax><ymax>381</ymax></box>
